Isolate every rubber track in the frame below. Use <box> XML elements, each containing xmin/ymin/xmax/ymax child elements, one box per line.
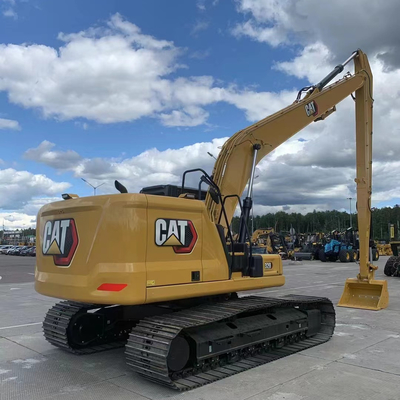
<box><xmin>43</xmin><ymin>301</ymin><xmax>126</xmax><ymax>354</ymax></box>
<box><xmin>125</xmin><ymin>295</ymin><xmax>335</xmax><ymax>391</ymax></box>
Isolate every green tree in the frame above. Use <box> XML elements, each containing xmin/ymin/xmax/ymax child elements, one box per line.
<box><xmin>230</xmin><ymin>205</ymin><xmax>399</xmax><ymax>241</ymax></box>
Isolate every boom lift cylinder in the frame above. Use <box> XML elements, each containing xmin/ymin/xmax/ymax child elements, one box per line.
<box><xmin>316</xmin><ymin>51</ymin><xmax>358</xmax><ymax>91</ymax></box>
<box><xmin>238</xmin><ymin>143</ymin><xmax>261</xmax><ymax>243</ymax></box>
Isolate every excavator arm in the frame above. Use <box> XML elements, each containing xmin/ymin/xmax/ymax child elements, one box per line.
<box><xmin>205</xmin><ymin>49</ymin><xmax>388</xmax><ymax>310</ymax></box>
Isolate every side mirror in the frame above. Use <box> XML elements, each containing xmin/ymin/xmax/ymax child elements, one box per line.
<box><xmin>209</xmin><ymin>187</ymin><xmax>219</xmax><ymax>204</ymax></box>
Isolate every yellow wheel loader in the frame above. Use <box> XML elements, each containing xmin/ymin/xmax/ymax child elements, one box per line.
<box><xmin>35</xmin><ymin>49</ymin><xmax>387</xmax><ymax>391</ymax></box>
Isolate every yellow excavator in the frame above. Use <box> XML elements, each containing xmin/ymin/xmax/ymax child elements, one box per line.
<box><xmin>251</xmin><ymin>228</ymin><xmax>290</xmax><ymax>258</ymax></box>
<box><xmin>35</xmin><ymin>49</ymin><xmax>388</xmax><ymax>391</ymax></box>
<box><xmin>251</xmin><ymin>228</ymin><xmax>274</xmax><ymax>245</ymax></box>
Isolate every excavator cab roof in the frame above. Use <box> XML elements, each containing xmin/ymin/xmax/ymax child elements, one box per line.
<box><xmin>140</xmin><ymin>184</ymin><xmax>207</xmax><ymax>200</ymax></box>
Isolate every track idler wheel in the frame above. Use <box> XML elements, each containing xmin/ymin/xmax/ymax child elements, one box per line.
<box><xmin>69</xmin><ymin>311</ymin><xmax>104</xmax><ymax>347</ymax></box>
<box><xmin>167</xmin><ymin>335</ymin><xmax>190</xmax><ymax>372</ymax></box>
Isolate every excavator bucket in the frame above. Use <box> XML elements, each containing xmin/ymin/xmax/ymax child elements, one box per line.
<box><xmin>338</xmin><ymin>278</ymin><xmax>389</xmax><ymax>311</ymax></box>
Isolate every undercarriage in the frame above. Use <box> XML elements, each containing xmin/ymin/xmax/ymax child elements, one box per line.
<box><xmin>43</xmin><ymin>294</ymin><xmax>335</xmax><ymax>390</ymax></box>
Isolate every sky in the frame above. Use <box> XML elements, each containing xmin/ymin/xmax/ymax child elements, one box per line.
<box><xmin>1</xmin><ymin>0</ymin><xmax>400</xmax><ymax>229</ymax></box>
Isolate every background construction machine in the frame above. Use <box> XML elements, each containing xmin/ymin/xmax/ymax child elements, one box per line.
<box><xmin>293</xmin><ymin>232</ymin><xmax>325</xmax><ymax>261</ymax></box>
<box><xmin>251</xmin><ymin>228</ymin><xmax>292</xmax><ymax>259</ymax></box>
<box><xmin>384</xmin><ymin>223</ymin><xmax>400</xmax><ymax>276</ymax></box>
<box><xmin>319</xmin><ymin>236</ymin><xmax>355</xmax><ymax>263</ymax></box>
<box><xmin>35</xmin><ymin>49</ymin><xmax>387</xmax><ymax>391</ymax></box>
<box><xmin>318</xmin><ymin>228</ymin><xmax>378</xmax><ymax>263</ymax></box>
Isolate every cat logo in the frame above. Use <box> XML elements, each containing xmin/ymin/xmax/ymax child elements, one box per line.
<box><xmin>305</xmin><ymin>100</ymin><xmax>318</xmax><ymax>117</ymax></box>
<box><xmin>155</xmin><ymin>219</ymin><xmax>197</xmax><ymax>254</ymax></box>
<box><xmin>42</xmin><ymin>219</ymin><xmax>79</xmax><ymax>267</ymax></box>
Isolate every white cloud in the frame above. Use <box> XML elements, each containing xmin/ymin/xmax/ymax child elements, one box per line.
<box><xmin>0</xmin><ymin>118</ymin><xmax>20</xmax><ymax>130</ymax></box>
<box><xmin>24</xmin><ymin>140</ymin><xmax>82</xmax><ymax>170</ymax></box>
<box><xmin>19</xmin><ymin>25</ymin><xmax>400</xmax><ymax>214</ymax></box>
<box><xmin>0</xmin><ymin>165</ymin><xmax>70</xmax><ymax>229</ymax></box>
<box><xmin>0</xmin><ymin>14</ymin><xmax>182</xmax><ymax>124</ymax></box>
<box><xmin>232</xmin><ymin>19</ymin><xmax>286</xmax><ymax>47</ymax></box>
<box><xmin>273</xmin><ymin>42</ymin><xmax>334</xmax><ymax>83</ymax></box>
<box><xmin>0</xmin><ymin>197</ymin><xmax>61</xmax><ymax>229</ymax></box>
<box><xmin>2</xmin><ymin>8</ymin><xmax>17</xmax><ymax>19</ymax></box>
<box><xmin>2</xmin><ymin>8</ymin><xmax>400</xmax><ymax>220</ymax></box>
<box><xmin>196</xmin><ymin>0</ymin><xmax>219</xmax><ymax>11</ymax></box>
<box><xmin>160</xmin><ymin>106</ymin><xmax>209</xmax><ymax>127</ymax></box>
<box><xmin>223</xmin><ymin>88</ymin><xmax>296</xmax><ymax>122</ymax></box>
<box><xmin>271</xmin><ymin>46</ymin><xmax>400</xmax><ymax>165</ymax></box>
<box><xmin>230</xmin><ymin>0</ymin><xmax>400</xmax><ymax>213</ymax></box>
<box><xmin>1</xmin><ymin>0</ymin><xmax>17</xmax><ymax>19</ymax></box>
<box><xmin>265</xmin><ymin>52</ymin><xmax>400</xmax><ymax>207</ymax></box>
<box><xmin>0</xmin><ymin>168</ymin><xmax>70</xmax><ymax>211</ymax></box>
<box><xmin>20</xmin><ymin>197</ymin><xmax>61</xmax><ymax>216</ymax></box>
<box><xmin>189</xmin><ymin>49</ymin><xmax>211</xmax><ymax>59</ymax></box>
<box><xmin>191</xmin><ymin>20</ymin><xmax>210</xmax><ymax>36</ymax></box>
<box><xmin>1</xmin><ymin>212</ymin><xmax>35</xmax><ymax>229</ymax></box>
<box><xmin>0</xmin><ymin>13</ymin><xmax>302</xmax><ymax>128</ymax></box>
<box><xmin>25</xmin><ymin>138</ymin><xmax>227</xmax><ymax>195</ymax></box>
<box><xmin>23</xmin><ymin>126</ymin><xmax>400</xmax><ymax>215</ymax></box>
<box><xmin>196</xmin><ymin>0</ymin><xmax>206</xmax><ymax>11</ymax></box>
<box><xmin>233</xmin><ymin>0</ymin><xmax>400</xmax><ymax>69</ymax></box>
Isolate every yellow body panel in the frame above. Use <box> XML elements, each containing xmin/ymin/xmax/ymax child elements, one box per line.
<box><xmin>145</xmin><ymin>195</ymin><xmax>204</xmax><ymax>286</ymax></box>
<box><xmin>35</xmin><ymin>194</ymin><xmax>284</xmax><ymax>305</ymax></box>
<box><xmin>147</xmin><ymin>273</ymin><xmax>284</xmax><ymax>303</ymax></box>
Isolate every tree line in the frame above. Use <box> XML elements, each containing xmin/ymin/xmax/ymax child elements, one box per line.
<box><xmin>1</xmin><ymin>227</ymin><xmax>36</xmax><ymax>236</ymax></box>
<box><xmin>231</xmin><ymin>205</ymin><xmax>400</xmax><ymax>242</ymax></box>
<box><xmin>0</xmin><ymin>227</ymin><xmax>36</xmax><ymax>238</ymax></box>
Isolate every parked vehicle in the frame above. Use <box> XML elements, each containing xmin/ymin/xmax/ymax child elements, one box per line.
<box><xmin>0</xmin><ymin>245</ymin><xmax>13</xmax><ymax>254</ymax></box>
<box><xmin>8</xmin><ymin>246</ymin><xmax>25</xmax><ymax>255</ymax></box>
<box><xmin>16</xmin><ymin>246</ymin><xmax>33</xmax><ymax>255</ymax></box>
<box><xmin>21</xmin><ymin>246</ymin><xmax>36</xmax><ymax>256</ymax></box>
<box><xmin>20</xmin><ymin>247</ymin><xmax>33</xmax><ymax>256</ymax></box>
<box><xmin>5</xmin><ymin>246</ymin><xmax>18</xmax><ymax>255</ymax></box>
<box><xmin>319</xmin><ymin>239</ymin><xmax>355</xmax><ymax>262</ymax></box>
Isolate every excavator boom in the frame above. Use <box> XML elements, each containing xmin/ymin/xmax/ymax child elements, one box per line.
<box><xmin>206</xmin><ymin>49</ymin><xmax>388</xmax><ymax>310</ymax></box>
<box><xmin>207</xmin><ymin>53</ymin><xmax>362</xmax><ymax>228</ymax></box>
